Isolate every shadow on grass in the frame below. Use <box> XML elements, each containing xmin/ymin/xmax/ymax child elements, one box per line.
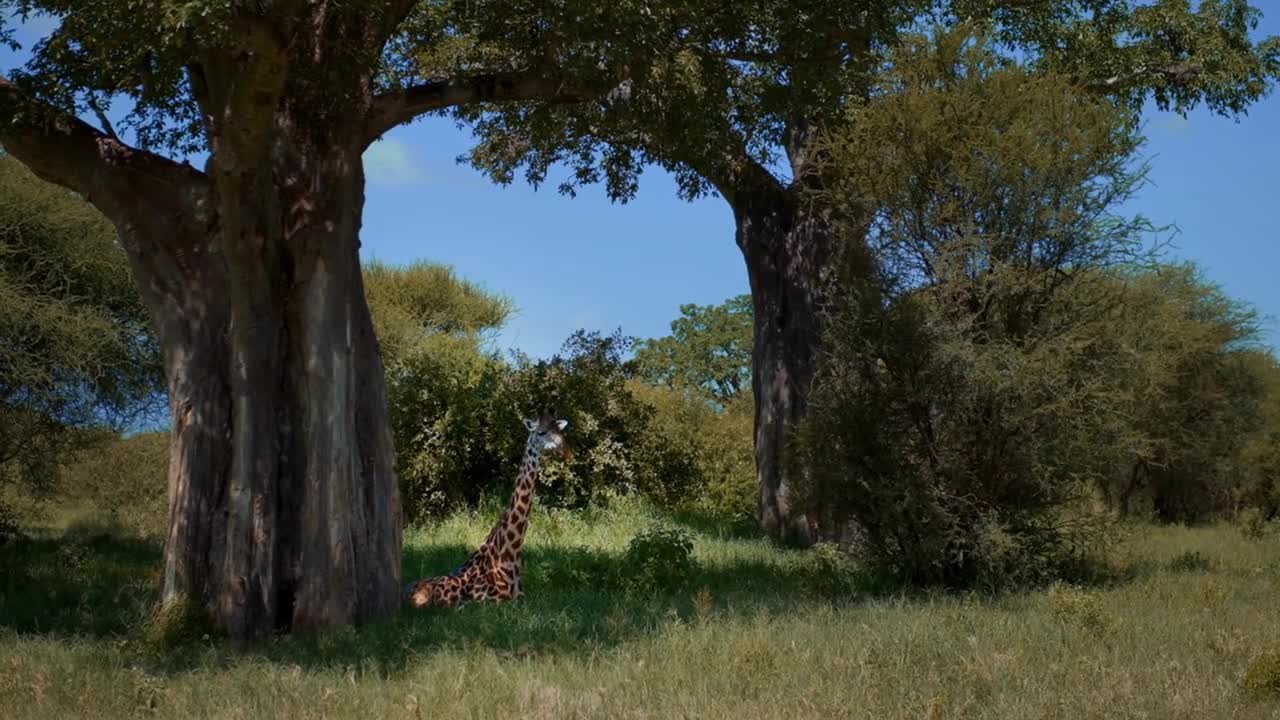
<box><xmin>6</xmin><ymin>508</ymin><xmax>1180</xmax><ymax>679</ymax></box>
<box><xmin>0</xmin><ymin>528</ymin><xmax>161</xmax><ymax>638</ymax></box>
<box><xmin>0</xmin><ymin>515</ymin><xmax>848</xmax><ymax>675</ymax></box>
<box><xmin>247</xmin><ymin>539</ymin><xmax>834</xmax><ymax>675</ymax></box>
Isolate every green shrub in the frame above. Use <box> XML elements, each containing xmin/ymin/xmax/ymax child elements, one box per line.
<box><xmin>628</xmin><ymin>383</ymin><xmax>756</xmax><ymax>519</ymax></box>
<box><xmin>367</xmin><ymin>259</ymin><xmax>758</xmax><ymax>524</ymax></box>
<box><xmin>794</xmin><ymin>35</ymin><xmax>1144</xmax><ymax>590</ymax></box>
<box><xmin>620</xmin><ymin>527</ymin><xmax>697</xmax><ymax>594</ymax></box>
<box><xmin>1236</xmin><ymin>507</ymin><xmax>1272</xmax><ymax>541</ymax></box>
<box><xmin>1166</xmin><ymin>550</ymin><xmax>1214</xmax><ymax>574</ymax></box>
<box><xmin>529</xmin><ymin>544</ymin><xmax>616</xmax><ymax>592</ymax></box>
<box><xmin>388</xmin><ymin>333</ymin><xmax>513</xmax><ymax>519</ymax></box>
<box><xmin>806</xmin><ymin>542</ymin><xmax>860</xmax><ymax>598</ymax></box>
<box><xmin>141</xmin><ymin>594</ymin><xmax>214</xmax><ymax>651</ymax></box>
<box><xmin>498</xmin><ymin>331</ymin><xmax>687</xmax><ymax>510</ymax></box>
<box><xmin>1242</xmin><ymin>651</ymin><xmax>1280</xmax><ymax>695</ymax></box>
<box><xmin>391</xmin><ymin>328</ymin><xmax>723</xmax><ymax>524</ymax></box>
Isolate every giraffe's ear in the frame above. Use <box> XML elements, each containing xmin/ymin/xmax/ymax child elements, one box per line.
<box><xmin>523</xmin><ymin>418</ymin><xmax>538</xmax><ymax>432</ymax></box>
<box><xmin>556</xmin><ymin>419</ymin><xmax>568</xmax><ymax>431</ymax></box>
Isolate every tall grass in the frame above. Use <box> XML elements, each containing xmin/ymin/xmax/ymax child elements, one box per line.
<box><xmin>2</xmin><ymin>499</ymin><xmax>1279</xmax><ymax>719</ymax></box>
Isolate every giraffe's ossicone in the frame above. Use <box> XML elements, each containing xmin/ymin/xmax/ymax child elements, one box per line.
<box><xmin>404</xmin><ymin>414</ymin><xmax>571</xmax><ymax>609</ymax></box>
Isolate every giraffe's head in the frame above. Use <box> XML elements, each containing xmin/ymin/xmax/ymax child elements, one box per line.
<box><xmin>523</xmin><ymin>414</ymin><xmax>572</xmax><ymax>461</ymax></box>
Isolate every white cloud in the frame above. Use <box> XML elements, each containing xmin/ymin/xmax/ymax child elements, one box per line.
<box><xmin>363</xmin><ymin>137</ymin><xmax>423</xmax><ymax>186</ymax></box>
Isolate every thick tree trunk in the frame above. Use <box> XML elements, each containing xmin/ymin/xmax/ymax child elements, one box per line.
<box><xmin>106</xmin><ymin>131</ymin><xmax>402</xmax><ymax>642</ymax></box>
<box><xmin>734</xmin><ymin>185</ymin><xmax>837</xmax><ymax>546</ymax></box>
<box><xmin>0</xmin><ymin>4</ymin><xmax>563</xmax><ymax>643</ymax></box>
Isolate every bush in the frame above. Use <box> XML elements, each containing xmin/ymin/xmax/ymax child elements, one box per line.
<box><xmin>498</xmin><ymin>331</ymin><xmax>688</xmax><ymax>510</ymax></box>
<box><xmin>1166</xmin><ymin>551</ymin><xmax>1214</xmax><ymax>574</ymax></box>
<box><xmin>795</xmin><ymin>33</ymin><xmax>1145</xmax><ymax>589</ymax></box>
<box><xmin>793</xmin><ymin>282</ymin><xmax>1118</xmax><ymax>589</ymax></box>
<box><xmin>1243</xmin><ymin>651</ymin><xmax>1280</xmax><ymax>695</ymax></box>
<box><xmin>370</xmin><ymin>260</ymin><xmax>759</xmax><ymax>524</ymax></box>
<box><xmin>141</xmin><ymin>594</ymin><xmax>214</xmax><ymax>651</ymax></box>
<box><xmin>1236</xmin><ymin>508</ymin><xmax>1272</xmax><ymax>541</ymax></box>
<box><xmin>620</xmin><ymin>527</ymin><xmax>697</xmax><ymax>594</ymax></box>
<box><xmin>60</xmin><ymin>431</ymin><xmax>169</xmax><ymax>535</ymax></box>
<box><xmin>388</xmin><ymin>334</ymin><xmax>513</xmax><ymax>519</ymax></box>
<box><xmin>528</xmin><ymin>544</ymin><xmax>616</xmax><ymax>592</ymax></box>
<box><xmin>391</xmin><ymin>329</ymin><xmax>711</xmax><ymax>523</ymax></box>
<box><xmin>628</xmin><ymin>383</ymin><xmax>756</xmax><ymax>519</ymax></box>
<box><xmin>805</xmin><ymin>543</ymin><xmax>860</xmax><ymax>598</ymax></box>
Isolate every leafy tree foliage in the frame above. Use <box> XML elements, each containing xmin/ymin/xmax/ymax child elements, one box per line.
<box><xmin>792</xmin><ymin>33</ymin><xmax>1160</xmax><ymax>588</ymax></box>
<box><xmin>0</xmin><ymin>155</ymin><xmax>161</xmax><ymax>513</ymax></box>
<box><xmin>0</xmin><ymin>0</ymin><xmax>673</xmax><ymax>637</ymax></box>
<box><xmin>1235</xmin><ymin>352</ymin><xmax>1280</xmax><ymax>519</ymax></box>
<box><xmin>364</xmin><ymin>262</ymin><xmax>758</xmax><ymax>521</ymax></box>
<box><xmin>629</xmin><ymin>294</ymin><xmax>756</xmax><ymax>517</ymax></box>
<box><xmin>1100</xmin><ymin>264</ymin><xmax>1271</xmax><ymax>522</ymax></box>
<box><xmin>633</xmin><ymin>294</ymin><xmax>752</xmax><ymax>405</ymax></box>
<box><xmin>364</xmin><ymin>260</ymin><xmax>512</xmax><ymax>361</ymax></box>
<box><xmin>374</xmin><ymin>320</ymin><xmax>739</xmax><ymax>521</ymax></box>
<box><xmin>455</xmin><ymin>1</ymin><xmax>1280</xmax><ymax>541</ymax></box>
<box><xmin>630</xmin><ymin>381</ymin><xmax>756</xmax><ymax>519</ymax></box>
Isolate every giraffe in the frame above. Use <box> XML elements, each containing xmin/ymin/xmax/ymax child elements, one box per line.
<box><xmin>404</xmin><ymin>414</ymin><xmax>571</xmax><ymax>609</ymax></box>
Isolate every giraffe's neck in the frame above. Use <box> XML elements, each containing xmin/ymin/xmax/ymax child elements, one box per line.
<box><xmin>485</xmin><ymin>438</ymin><xmax>541</xmax><ymax>559</ymax></box>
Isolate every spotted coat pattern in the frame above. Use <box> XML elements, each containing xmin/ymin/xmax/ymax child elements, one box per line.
<box><xmin>404</xmin><ymin>416</ymin><xmax>569</xmax><ymax>609</ymax></box>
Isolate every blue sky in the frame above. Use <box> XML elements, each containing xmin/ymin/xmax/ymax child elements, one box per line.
<box><xmin>4</xmin><ymin>7</ymin><xmax>1278</xmax><ymax>359</ymax></box>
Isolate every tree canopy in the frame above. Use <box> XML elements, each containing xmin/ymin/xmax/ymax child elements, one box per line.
<box><xmin>363</xmin><ymin>260</ymin><xmax>511</xmax><ymax>365</ymax></box>
<box><xmin>0</xmin><ymin>153</ymin><xmax>162</xmax><ymax>496</ymax></box>
<box><xmin>1</xmin><ymin>0</ymin><xmax>1276</xmax><ymax>632</ymax></box>
<box><xmin>454</xmin><ymin>1</ymin><xmax>1279</xmax><ymax>204</ymax></box>
<box><xmin>634</xmin><ymin>295</ymin><xmax>753</xmax><ymax>405</ymax></box>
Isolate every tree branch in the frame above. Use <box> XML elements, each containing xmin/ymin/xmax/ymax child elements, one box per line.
<box><xmin>373</xmin><ymin>0</ymin><xmax>420</xmax><ymax>44</ymax></box>
<box><xmin>0</xmin><ymin>74</ymin><xmax>207</xmax><ymax>223</ymax></box>
<box><xmin>85</xmin><ymin>94</ymin><xmax>119</xmax><ymax>142</ymax></box>
<box><xmin>1083</xmin><ymin>61</ymin><xmax>1204</xmax><ymax>93</ymax></box>
<box><xmin>592</xmin><ymin>77</ymin><xmax>783</xmax><ymax>208</ymax></box>
<box><xmin>365</xmin><ymin>69</ymin><xmax>594</xmax><ymax>145</ymax></box>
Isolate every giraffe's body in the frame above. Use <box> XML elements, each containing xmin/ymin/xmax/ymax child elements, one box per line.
<box><xmin>404</xmin><ymin>415</ymin><xmax>570</xmax><ymax>609</ymax></box>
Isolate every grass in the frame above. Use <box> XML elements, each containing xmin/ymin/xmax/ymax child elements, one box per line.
<box><xmin>2</xmin><ymin>500</ymin><xmax>1280</xmax><ymax>719</ymax></box>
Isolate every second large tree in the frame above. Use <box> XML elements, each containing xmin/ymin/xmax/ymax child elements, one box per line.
<box><xmin>457</xmin><ymin>0</ymin><xmax>1280</xmax><ymax>543</ymax></box>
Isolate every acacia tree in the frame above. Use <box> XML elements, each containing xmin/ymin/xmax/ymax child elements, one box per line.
<box><xmin>0</xmin><ymin>154</ymin><xmax>163</xmax><ymax>530</ymax></box>
<box><xmin>456</xmin><ymin>0</ymin><xmax>1280</xmax><ymax>542</ymax></box>
<box><xmin>0</xmin><ymin>1</ymin><xmax>683</xmax><ymax>641</ymax></box>
<box><xmin>633</xmin><ymin>294</ymin><xmax>752</xmax><ymax>405</ymax></box>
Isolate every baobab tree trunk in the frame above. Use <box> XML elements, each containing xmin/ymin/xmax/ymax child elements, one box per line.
<box><xmin>734</xmin><ymin>182</ymin><xmax>839</xmax><ymax>546</ymax></box>
<box><xmin>1</xmin><ymin>3</ymin><xmax>590</xmax><ymax>643</ymax></box>
<box><xmin>0</xmin><ymin>78</ymin><xmax>407</xmax><ymax>640</ymax></box>
<box><xmin>95</xmin><ymin>127</ymin><xmax>403</xmax><ymax>641</ymax></box>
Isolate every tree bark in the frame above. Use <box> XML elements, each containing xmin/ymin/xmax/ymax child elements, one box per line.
<box><xmin>108</xmin><ymin>136</ymin><xmax>402</xmax><ymax>641</ymax></box>
<box><xmin>732</xmin><ymin>182</ymin><xmax>837</xmax><ymax>546</ymax></box>
<box><xmin>2</xmin><ymin>72</ymin><xmax>402</xmax><ymax>642</ymax></box>
<box><xmin>143</xmin><ymin>142</ymin><xmax>401</xmax><ymax>640</ymax></box>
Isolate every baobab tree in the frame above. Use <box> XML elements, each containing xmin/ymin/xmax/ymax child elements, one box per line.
<box><xmin>457</xmin><ymin>0</ymin><xmax>1280</xmax><ymax>543</ymax></box>
<box><xmin>0</xmin><ymin>0</ymin><xmax>679</xmax><ymax>641</ymax></box>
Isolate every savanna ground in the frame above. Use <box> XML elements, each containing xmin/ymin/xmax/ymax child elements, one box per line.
<box><xmin>2</xmin><ymin>494</ymin><xmax>1280</xmax><ymax>720</ymax></box>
